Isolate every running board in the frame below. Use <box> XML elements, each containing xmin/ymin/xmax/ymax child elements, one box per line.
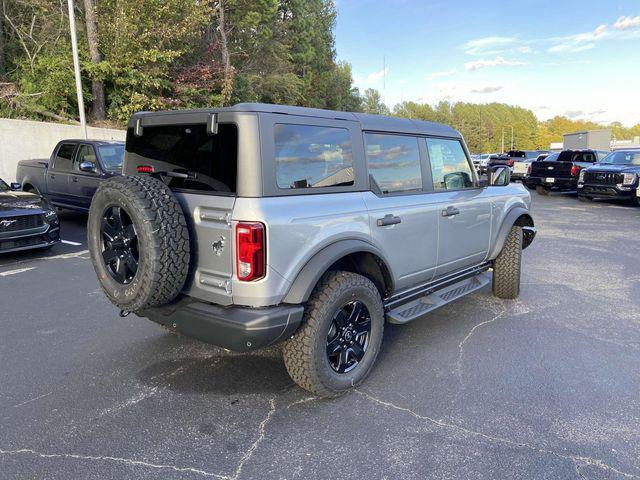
<box><xmin>386</xmin><ymin>272</ymin><xmax>491</xmax><ymax>324</ymax></box>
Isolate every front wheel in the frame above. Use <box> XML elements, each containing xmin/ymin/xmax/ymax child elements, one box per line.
<box><xmin>283</xmin><ymin>271</ymin><xmax>384</xmax><ymax>397</ymax></box>
<box><xmin>492</xmin><ymin>226</ymin><xmax>523</xmax><ymax>300</ymax></box>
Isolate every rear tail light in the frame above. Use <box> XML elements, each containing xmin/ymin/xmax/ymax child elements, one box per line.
<box><xmin>527</xmin><ymin>163</ymin><xmax>532</xmax><ymax>174</ymax></box>
<box><xmin>137</xmin><ymin>165</ymin><xmax>154</xmax><ymax>173</ymax></box>
<box><xmin>236</xmin><ymin>222</ymin><xmax>265</xmax><ymax>281</ymax></box>
<box><xmin>508</xmin><ymin>159</ymin><xmax>514</xmax><ymax>167</ymax></box>
<box><xmin>571</xmin><ymin>165</ymin><xmax>580</xmax><ymax>176</ymax></box>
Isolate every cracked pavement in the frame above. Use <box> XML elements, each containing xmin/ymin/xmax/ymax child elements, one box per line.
<box><xmin>1</xmin><ymin>195</ymin><xmax>640</xmax><ymax>479</ymax></box>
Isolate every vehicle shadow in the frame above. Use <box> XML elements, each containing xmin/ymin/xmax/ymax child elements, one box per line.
<box><xmin>135</xmin><ymin>334</ymin><xmax>293</xmax><ymax>395</ymax></box>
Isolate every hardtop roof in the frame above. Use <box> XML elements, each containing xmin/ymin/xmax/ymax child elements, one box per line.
<box><xmin>57</xmin><ymin>139</ymin><xmax>125</xmax><ymax>145</ymax></box>
<box><xmin>128</xmin><ymin>103</ymin><xmax>461</xmax><ymax>138</ymax></box>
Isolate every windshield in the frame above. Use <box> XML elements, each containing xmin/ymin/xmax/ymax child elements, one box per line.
<box><xmin>0</xmin><ymin>178</ymin><xmax>9</xmax><ymax>192</ymax></box>
<box><xmin>542</xmin><ymin>153</ymin><xmax>560</xmax><ymax>161</ymax></box>
<box><xmin>98</xmin><ymin>144</ymin><xmax>125</xmax><ymax>172</ymax></box>
<box><xmin>599</xmin><ymin>151</ymin><xmax>640</xmax><ymax>165</ymax></box>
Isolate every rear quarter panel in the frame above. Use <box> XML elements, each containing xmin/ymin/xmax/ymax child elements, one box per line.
<box><xmin>231</xmin><ymin>192</ymin><xmax>370</xmax><ymax>307</ymax></box>
<box><xmin>17</xmin><ymin>160</ymin><xmax>48</xmax><ymax>194</ymax></box>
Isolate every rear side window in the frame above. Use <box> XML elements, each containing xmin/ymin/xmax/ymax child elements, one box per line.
<box><xmin>574</xmin><ymin>152</ymin><xmax>596</xmax><ymax>163</ymax></box>
<box><xmin>427</xmin><ymin>138</ymin><xmax>474</xmax><ymax>191</ymax></box>
<box><xmin>126</xmin><ymin>124</ymin><xmax>237</xmax><ymax>193</ymax></box>
<box><xmin>274</xmin><ymin>124</ymin><xmax>354</xmax><ymax>189</ymax></box>
<box><xmin>54</xmin><ymin>143</ymin><xmax>76</xmax><ymax>171</ymax></box>
<box><xmin>365</xmin><ymin>133</ymin><xmax>422</xmax><ymax>194</ymax></box>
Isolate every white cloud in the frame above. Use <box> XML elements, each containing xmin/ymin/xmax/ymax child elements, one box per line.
<box><xmin>353</xmin><ymin>68</ymin><xmax>389</xmax><ymax>86</ymax></box>
<box><xmin>613</xmin><ymin>15</ymin><xmax>640</xmax><ymax>30</ymax></box>
<box><xmin>425</xmin><ymin>68</ymin><xmax>458</xmax><ymax>80</ymax></box>
<box><xmin>461</xmin><ymin>36</ymin><xmax>523</xmax><ymax>56</ymax></box>
<box><xmin>365</xmin><ymin>68</ymin><xmax>388</xmax><ymax>83</ymax></box>
<box><xmin>464</xmin><ymin>56</ymin><xmax>527</xmax><ymax>71</ymax></box>
<box><xmin>431</xmin><ymin>81</ymin><xmax>507</xmax><ymax>99</ymax></box>
<box><xmin>547</xmin><ymin>24</ymin><xmax>608</xmax><ymax>53</ymax></box>
<box><xmin>564</xmin><ymin>110</ymin><xmax>585</xmax><ymax>119</ymax></box>
<box><xmin>470</xmin><ymin>85</ymin><xmax>504</xmax><ymax>94</ymax></box>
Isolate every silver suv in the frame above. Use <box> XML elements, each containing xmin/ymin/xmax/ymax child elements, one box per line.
<box><xmin>87</xmin><ymin>104</ymin><xmax>536</xmax><ymax>397</ymax></box>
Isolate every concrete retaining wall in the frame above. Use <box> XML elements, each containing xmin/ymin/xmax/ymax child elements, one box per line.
<box><xmin>0</xmin><ymin>118</ymin><xmax>126</xmax><ymax>182</ymax></box>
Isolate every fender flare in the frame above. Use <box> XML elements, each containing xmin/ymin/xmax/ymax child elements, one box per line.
<box><xmin>487</xmin><ymin>207</ymin><xmax>534</xmax><ymax>260</ymax></box>
<box><xmin>283</xmin><ymin>239</ymin><xmax>394</xmax><ymax>304</ymax></box>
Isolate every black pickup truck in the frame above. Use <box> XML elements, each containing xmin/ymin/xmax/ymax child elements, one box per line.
<box><xmin>525</xmin><ymin>149</ymin><xmax>609</xmax><ymax>194</ymax></box>
<box><xmin>578</xmin><ymin>149</ymin><xmax>640</xmax><ymax>205</ymax></box>
<box><xmin>17</xmin><ymin>140</ymin><xmax>124</xmax><ymax>212</ymax></box>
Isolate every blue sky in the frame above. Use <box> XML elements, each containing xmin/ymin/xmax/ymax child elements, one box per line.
<box><xmin>334</xmin><ymin>0</ymin><xmax>640</xmax><ymax>126</ymax></box>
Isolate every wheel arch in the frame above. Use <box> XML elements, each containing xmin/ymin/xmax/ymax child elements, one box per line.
<box><xmin>487</xmin><ymin>207</ymin><xmax>535</xmax><ymax>260</ymax></box>
<box><xmin>283</xmin><ymin>240</ymin><xmax>395</xmax><ymax>304</ymax></box>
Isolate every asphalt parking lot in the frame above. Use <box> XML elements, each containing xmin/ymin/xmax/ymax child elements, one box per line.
<box><xmin>1</xmin><ymin>193</ymin><xmax>639</xmax><ymax>480</ymax></box>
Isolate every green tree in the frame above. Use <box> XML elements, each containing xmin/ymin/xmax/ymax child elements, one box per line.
<box><xmin>362</xmin><ymin>88</ymin><xmax>389</xmax><ymax>115</ymax></box>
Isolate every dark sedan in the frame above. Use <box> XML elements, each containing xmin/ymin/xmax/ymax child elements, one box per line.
<box><xmin>0</xmin><ymin>178</ymin><xmax>60</xmax><ymax>253</ymax></box>
<box><xmin>578</xmin><ymin>150</ymin><xmax>640</xmax><ymax>205</ymax></box>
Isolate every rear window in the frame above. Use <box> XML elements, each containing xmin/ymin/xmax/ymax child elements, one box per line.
<box><xmin>126</xmin><ymin>124</ymin><xmax>237</xmax><ymax>193</ymax></box>
<box><xmin>274</xmin><ymin>124</ymin><xmax>354</xmax><ymax>189</ymax></box>
<box><xmin>53</xmin><ymin>143</ymin><xmax>76</xmax><ymax>171</ymax></box>
<box><xmin>573</xmin><ymin>152</ymin><xmax>596</xmax><ymax>163</ymax></box>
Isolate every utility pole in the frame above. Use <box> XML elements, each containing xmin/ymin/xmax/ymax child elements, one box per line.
<box><xmin>501</xmin><ymin>128</ymin><xmax>505</xmax><ymax>153</ymax></box>
<box><xmin>67</xmin><ymin>0</ymin><xmax>88</xmax><ymax>139</ymax></box>
<box><xmin>510</xmin><ymin>125</ymin><xmax>514</xmax><ymax>150</ymax></box>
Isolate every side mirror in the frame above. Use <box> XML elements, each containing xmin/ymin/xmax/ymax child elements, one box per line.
<box><xmin>79</xmin><ymin>161</ymin><xmax>97</xmax><ymax>173</ymax></box>
<box><xmin>488</xmin><ymin>166</ymin><xmax>511</xmax><ymax>186</ymax></box>
<box><xmin>10</xmin><ymin>182</ymin><xmax>22</xmax><ymax>191</ymax></box>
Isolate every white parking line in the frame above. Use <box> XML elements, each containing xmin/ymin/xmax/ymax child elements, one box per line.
<box><xmin>44</xmin><ymin>250</ymin><xmax>90</xmax><ymax>261</ymax></box>
<box><xmin>61</xmin><ymin>240</ymin><xmax>83</xmax><ymax>246</ymax></box>
<box><xmin>0</xmin><ymin>267</ymin><xmax>36</xmax><ymax>277</ymax></box>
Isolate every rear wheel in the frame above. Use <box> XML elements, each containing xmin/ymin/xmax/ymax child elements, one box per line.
<box><xmin>535</xmin><ymin>185</ymin><xmax>549</xmax><ymax>196</ymax></box>
<box><xmin>492</xmin><ymin>226</ymin><xmax>523</xmax><ymax>300</ymax></box>
<box><xmin>283</xmin><ymin>271</ymin><xmax>384</xmax><ymax>397</ymax></box>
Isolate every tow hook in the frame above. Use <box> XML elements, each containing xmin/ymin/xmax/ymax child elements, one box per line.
<box><xmin>119</xmin><ymin>310</ymin><xmax>131</xmax><ymax>318</ymax></box>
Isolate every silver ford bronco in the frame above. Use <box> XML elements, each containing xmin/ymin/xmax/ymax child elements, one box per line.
<box><xmin>87</xmin><ymin>103</ymin><xmax>536</xmax><ymax>397</ymax></box>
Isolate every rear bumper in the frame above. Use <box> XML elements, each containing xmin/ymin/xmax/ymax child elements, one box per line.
<box><xmin>527</xmin><ymin>176</ymin><xmax>577</xmax><ymax>190</ymax></box>
<box><xmin>141</xmin><ymin>299</ymin><xmax>305</xmax><ymax>352</ymax></box>
<box><xmin>578</xmin><ymin>184</ymin><xmax>637</xmax><ymax>199</ymax></box>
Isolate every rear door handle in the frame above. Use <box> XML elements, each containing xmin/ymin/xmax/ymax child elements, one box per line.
<box><xmin>71</xmin><ymin>176</ymin><xmax>79</xmax><ymax>182</ymax></box>
<box><xmin>442</xmin><ymin>206</ymin><xmax>460</xmax><ymax>217</ymax></box>
<box><xmin>50</xmin><ymin>174</ymin><xmax>56</xmax><ymax>180</ymax></box>
<box><xmin>377</xmin><ymin>214</ymin><xmax>402</xmax><ymax>227</ymax></box>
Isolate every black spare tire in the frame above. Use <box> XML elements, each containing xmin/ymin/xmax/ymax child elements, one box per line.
<box><xmin>87</xmin><ymin>175</ymin><xmax>190</xmax><ymax>312</ymax></box>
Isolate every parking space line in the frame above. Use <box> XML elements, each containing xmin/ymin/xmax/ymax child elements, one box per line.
<box><xmin>61</xmin><ymin>240</ymin><xmax>83</xmax><ymax>246</ymax></box>
<box><xmin>0</xmin><ymin>267</ymin><xmax>36</xmax><ymax>277</ymax></box>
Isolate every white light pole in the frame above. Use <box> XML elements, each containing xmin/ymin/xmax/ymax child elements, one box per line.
<box><xmin>67</xmin><ymin>0</ymin><xmax>88</xmax><ymax>139</ymax></box>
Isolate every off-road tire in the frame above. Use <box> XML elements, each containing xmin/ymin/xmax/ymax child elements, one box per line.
<box><xmin>578</xmin><ymin>194</ymin><xmax>593</xmax><ymax>202</ymax></box>
<box><xmin>87</xmin><ymin>175</ymin><xmax>190</xmax><ymax>312</ymax></box>
<box><xmin>282</xmin><ymin>271</ymin><xmax>384</xmax><ymax>397</ymax></box>
<box><xmin>535</xmin><ymin>185</ymin><xmax>549</xmax><ymax>196</ymax></box>
<box><xmin>492</xmin><ymin>226</ymin><xmax>523</xmax><ymax>300</ymax></box>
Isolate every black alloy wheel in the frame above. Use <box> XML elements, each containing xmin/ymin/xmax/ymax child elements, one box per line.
<box><xmin>326</xmin><ymin>300</ymin><xmax>371</xmax><ymax>373</ymax></box>
<box><xmin>101</xmin><ymin>206</ymin><xmax>139</xmax><ymax>284</ymax></box>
